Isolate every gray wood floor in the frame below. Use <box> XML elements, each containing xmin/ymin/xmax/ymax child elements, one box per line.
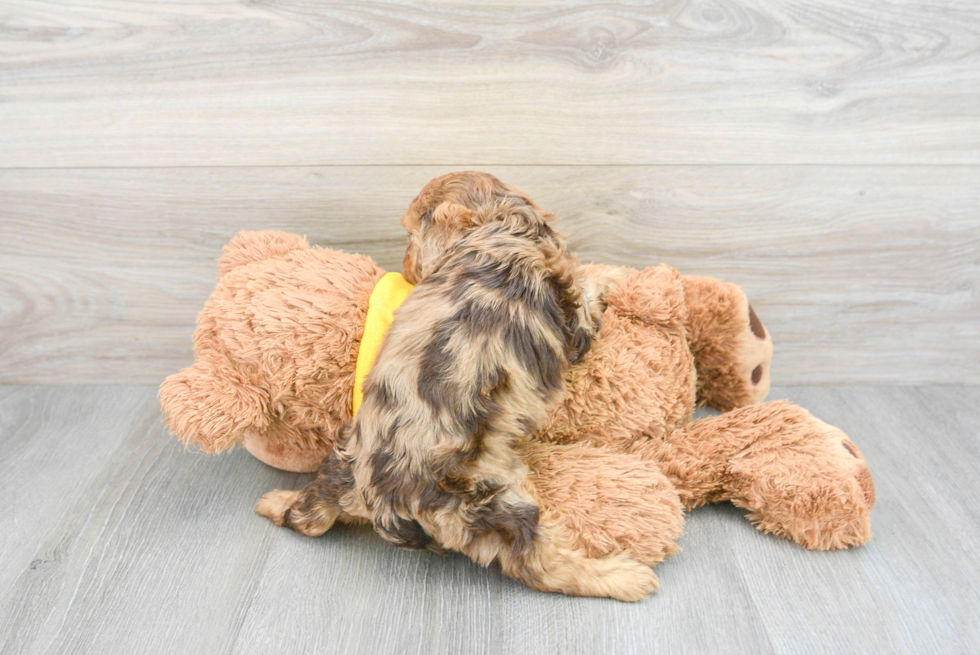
<box><xmin>1</xmin><ymin>385</ymin><xmax>977</xmax><ymax>654</ymax></box>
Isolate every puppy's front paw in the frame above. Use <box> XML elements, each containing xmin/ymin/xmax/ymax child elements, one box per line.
<box><xmin>255</xmin><ymin>489</ymin><xmax>300</xmax><ymax>526</ymax></box>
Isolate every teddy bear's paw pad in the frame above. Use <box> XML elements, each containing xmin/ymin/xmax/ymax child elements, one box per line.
<box><xmin>748</xmin><ymin>305</ymin><xmax>766</xmax><ymax>340</ymax></box>
<box><xmin>814</xmin><ymin>420</ymin><xmax>876</xmax><ymax>512</ymax></box>
<box><xmin>255</xmin><ymin>489</ymin><xmax>301</xmax><ymax>526</ymax></box>
<box><xmin>694</xmin><ymin>297</ymin><xmax>775</xmax><ymax>411</ymax></box>
<box><xmin>738</xmin><ymin>305</ymin><xmax>773</xmax><ymax>404</ymax></box>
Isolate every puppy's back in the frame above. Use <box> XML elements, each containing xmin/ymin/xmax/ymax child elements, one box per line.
<box><xmin>347</xmin><ymin>205</ymin><xmax>591</xmax><ymax>547</ymax></box>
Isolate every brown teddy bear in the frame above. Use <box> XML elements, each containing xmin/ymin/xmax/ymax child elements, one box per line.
<box><xmin>160</xmin><ymin>229</ymin><xmax>874</xmax><ymax>593</ymax></box>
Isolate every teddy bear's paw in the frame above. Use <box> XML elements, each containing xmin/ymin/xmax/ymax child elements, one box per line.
<box><xmin>712</xmin><ymin>302</ymin><xmax>773</xmax><ymax>409</ymax></box>
<box><xmin>808</xmin><ymin>418</ymin><xmax>876</xmax><ymax>516</ymax></box>
<box><xmin>745</xmin><ymin>499</ymin><xmax>873</xmax><ymax>551</ymax></box>
<box><xmin>837</xmin><ymin>435</ymin><xmax>876</xmax><ymax>511</ymax></box>
<box><xmin>255</xmin><ymin>489</ymin><xmax>301</xmax><ymax>526</ymax></box>
<box><xmin>683</xmin><ymin>276</ymin><xmax>774</xmax><ymax>411</ymax></box>
<box><xmin>242</xmin><ymin>429</ymin><xmax>327</xmax><ymax>473</ymax></box>
<box><xmin>591</xmin><ymin>552</ymin><xmax>660</xmax><ymax>602</ymax></box>
<box><xmin>734</xmin><ymin>416</ymin><xmax>875</xmax><ymax>550</ymax></box>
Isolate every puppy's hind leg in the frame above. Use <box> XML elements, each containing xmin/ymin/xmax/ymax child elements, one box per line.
<box><xmin>492</xmin><ymin>514</ymin><xmax>660</xmax><ymax>602</ymax></box>
<box><xmin>255</xmin><ymin>451</ymin><xmax>353</xmax><ymax>537</ymax></box>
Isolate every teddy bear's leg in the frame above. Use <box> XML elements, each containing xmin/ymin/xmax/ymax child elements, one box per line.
<box><xmin>631</xmin><ymin>401</ymin><xmax>875</xmax><ymax>550</ymax></box>
<box><xmin>162</xmin><ymin>358</ymin><xmax>336</xmax><ymax>472</ymax></box>
<box><xmin>522</xmin><ymin>442</ymin><xmax>684</xmax><ymax>567</ymax></box>
<box><xmin>159</xmin><ymin>358</ymin><xmax>270</xmax><ymax>454</ymax></box>
<box><xmin>439</xmin><ymin>476</ymin><xmax>660</xmax><ymax>601</ymax></box>
<box><xmin>461</xmin><ymin>441</ymin><xmax>684</xmax><ymax>601</ymax></box>
<box><xmin>681</xmin><ymin>275</ymin><xmax>773</xmax><ymax>411</ymax></box>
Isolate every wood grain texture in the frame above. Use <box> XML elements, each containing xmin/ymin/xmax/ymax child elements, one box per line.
<box><xmin>1</xmin><ymin>1</ymin><xmax>979</xmax><ymax>167</ymax></box>
<box><xmin>0</xmin><ymin>386</ymin><xmax>149</xmax><ymax>597</ymax></box>
<box><xmin>0</xmin><ymin>386</ymin><xmax>306</xmax><ymax>655</ymax></box>
<box><xmin>1</xmin><ymin>165</ymin><xmax>977</xmax><ymax>385</ymax></box>
<box><xmin>0</xmin><ymin>385</ymin><xmax>977</xmax><ymax>654</ymax></box>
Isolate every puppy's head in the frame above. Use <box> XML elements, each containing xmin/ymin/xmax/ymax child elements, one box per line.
<box><xmin>401</xmin><ymin>172</ymin><xmax>545</xmax><ymax>283</ymax></box>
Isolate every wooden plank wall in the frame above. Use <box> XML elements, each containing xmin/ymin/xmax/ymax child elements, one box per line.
<box><xmin>1</xmin><ymin>1</ymin><xmax>978</xmax><ymax>384</ymax></box>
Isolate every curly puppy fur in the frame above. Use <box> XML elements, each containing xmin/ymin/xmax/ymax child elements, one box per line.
<box><xmin>402</xmin><ymin>171</ymin><xmax>630</xmax><ymax>326</ymax></box>
<box><xmin>401</xmin><ymin>171</ymin><xmax>540</xmax><ymax>285</ymax></box>
<box><xmin>258</xmin><ymin>194</ymin><xmax>657</xmax><ymax>601</ymax></box>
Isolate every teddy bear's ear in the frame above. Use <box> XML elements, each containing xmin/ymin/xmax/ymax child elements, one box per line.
<box><xmin>217</xmin><ymin>231</ymin><xmax>310</xmax><ymax>278</ymax></box>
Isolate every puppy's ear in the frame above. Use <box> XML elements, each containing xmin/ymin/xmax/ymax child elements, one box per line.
<box><xmin>430</xmin><ymin>201</ymin><xmax>477</xmax><ymax>232</ymax></box>
<box><xmin>403</xmin><ymin>201</ymin><xmax>479</xmax><ymax>283</ymax></box>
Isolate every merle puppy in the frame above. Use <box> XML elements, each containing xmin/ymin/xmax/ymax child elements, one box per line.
<box><xmin>257</xmin><ymin>187</ymin><xmax>656</xmax><ymax>601</ymax></box>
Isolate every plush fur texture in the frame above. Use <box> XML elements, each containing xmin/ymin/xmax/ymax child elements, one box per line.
<box><xmin>160</xmin><ymin>231</ymin><xmax>383</xmax><ymax>472</ymax></box>
<box><xmin>522</xmin><ymin>442</ymin><xmax>684</xmax><ymax>566</ymax></box>
<box><xmin>161</xmin><ymin>174</ymin><xmax>875</xmax><ymax>599</ymax></box>
<box><xmin>682</xmin><ymin>275</ymin><xmax>773</xmax><ymax>410</ymax></box>
<box><xmin>633</xmin><ymin>401</ymin><xmax>875</xmax><ymax>549</ymax></box>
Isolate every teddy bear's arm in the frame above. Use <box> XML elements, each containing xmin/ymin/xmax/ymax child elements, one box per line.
<box><xmin>159</xmin><ymin>357</ymin><xmax>270</xmax><ymax>454</ymax></box>
<box><xmin>578</xmin><ymin>266</ymin><xmax>772</xmax><ymax>412</ymax></box>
